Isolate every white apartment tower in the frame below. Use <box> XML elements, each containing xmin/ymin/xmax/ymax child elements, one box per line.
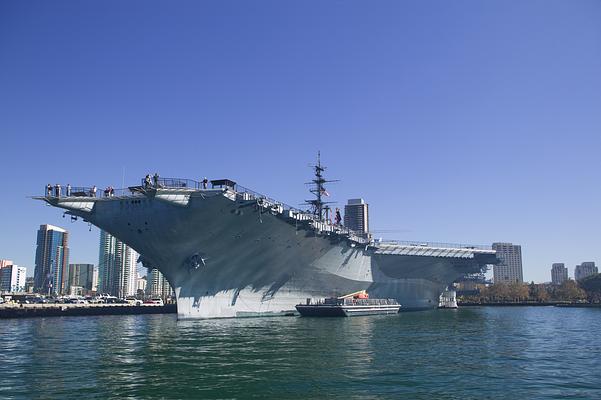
<box><xmin>492</xmin><ymin>242</ymin><xmax>523</xmax><ymax>284</ymax></box>
<box><xmin>0</xmin><ymin>265</ymin><xmax>27</xmax><ymax>293</ymax></box>
<box><xmin>147</xmin><ymin>268</ymin><xmax>173</xmax><ymax>300</ymax></box>
<box><xmin>551</xmin><ymin>263</ymin><xmax>568</xmax><ymax>285</ymax></box>
<box><xmin>575</xmin><ymin>262</ymin><xmax>598</xmax><ymax>281</ymax></box>
<box><xmin>98</xmin><ymin>230</ymin><xmax>138</xmax><ymax>298</ymax></box>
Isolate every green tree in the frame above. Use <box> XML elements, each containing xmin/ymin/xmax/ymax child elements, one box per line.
<box><xmin>555</xmin><ymin>279</ymin><xmax>586</xmax><ymax>302</ymax></box>
<box><xmin>532</xmin><ymin>284</ymin><xmax>550</xmax><ymax>302</ymax></box>
<box><xmin>579</xmin><ymin>273</ymin><xmax>601</xmax><ymax>303</ymax></box>
<box><xmin>507</xmin><ymin>282</ymin><xmax>529</xmax><ymax>302</ymax></box>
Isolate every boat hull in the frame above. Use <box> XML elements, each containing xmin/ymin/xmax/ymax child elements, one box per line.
<box><xmin>296</xmin><ymin>304</ymin><xmax>401</xmax><ymax>317</ymax></box>
<box><xmin>40</xmin><ymin>189</ymin><xmax>495</xmax><ymax>319</ymax></box>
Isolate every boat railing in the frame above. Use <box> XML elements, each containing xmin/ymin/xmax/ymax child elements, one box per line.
<box><xmin>42</xmin><ymin>178</ymin><xmax>373</xmax><ymax>245</ymax></box>
<box><xmin>232</xmin><ymin>184</ymin><xmax>371</xmax><ymax>240</ymax></box>
<box><xmin>41</xmin><ymin>179</ymin><xmax>486</xmax><ymax>250</ymax></box>
<box><xmin>343</xmin><ymin>298</ymin><xmax>399</xmax><ymax>306</ymax></box>
<box><xmin>140</xmin><ymin>177</ymin><xmax>201</xmax><ymax>190</ymax></box>
<box><xmin>317</xmin><ymin>298</ymin><xmax>399</xmax><ymax>306</ymax></box>
<box><xmin>375</xmin><ymin>239</ymin><xmax>492</xmax><ymax>250</ymax></box>
<box><xmin>43</xmin><ymin>185</ymin><xmax>145</xmax><ymax>199</ymax></box>
<box><xmin>233</xmin><ymin>183</ymin><xmax>309</xmax><ymax>215</ymax></box>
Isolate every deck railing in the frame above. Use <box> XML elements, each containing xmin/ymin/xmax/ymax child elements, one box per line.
<box><xmin>42</xmin><ymin>178</ymin><xmax>488</xmax><ymax>249</ymax></box>
<box><xmin>140</xmin><ymin>177</ymin><xmax>200</xmax><ymax>190</ymax></box>
<box><xmin>43</xmin><ymin>185</ymin><xmax>143</xmax><ymax>199</ymax></box>
<box><xmin>376</xmin><ymin>239</ymin><xmax>492</xmax><ymax>250</ymax></box>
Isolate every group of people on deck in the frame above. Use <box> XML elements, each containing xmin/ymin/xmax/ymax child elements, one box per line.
<box><xmin>142</xmin><ymin>174</ymin><xmax>209</xmax><ymax>190</ymax></box>
<box><xmin>144</xmin><ymin>173</ymin><xmax>161</xmax><ymax>188</ymax></box>
<box><xmin>46</xmin><ymin>183</ymin><xmax>97</xmax><ymax>197</ymax></box>
<box><xmin>46</xmin><ymin>183</ymin><xmax>72</xmax><ymax>197</ymax></box>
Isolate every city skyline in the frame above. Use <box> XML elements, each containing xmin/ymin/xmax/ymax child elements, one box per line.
<box><xmin>6</xmin><ymin>220</ymin><xmax>600</xmax><ymax>286</ymax></box>
<box><xmin>1</xmin><ymin>1</ymin><xmax>600</xmax><ymax>283</ymax></box>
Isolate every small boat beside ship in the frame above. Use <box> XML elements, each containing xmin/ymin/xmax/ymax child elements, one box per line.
<box><xmin>438</xmin><ymin>288</ymin><xmax>458</xmax><ymax>309</ymax></box>
<box><xmin>295</xmin><ymin>290</ymin><xmax>401</xmax><ymax>317</ymax></box>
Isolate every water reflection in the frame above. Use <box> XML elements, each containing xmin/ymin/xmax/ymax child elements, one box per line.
<box><xmin>1</xmin><ymin>308</ymin><xmax>601</xmax><ymax>399</ymax></box>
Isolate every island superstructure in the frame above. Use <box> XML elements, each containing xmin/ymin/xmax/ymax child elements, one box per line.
<box><xmin>36</xmin><ymin>158</ymin><xmax>497</xmax><ymax>319</ymax></box>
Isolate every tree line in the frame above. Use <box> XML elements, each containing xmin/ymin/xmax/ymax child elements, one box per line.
<box><xmin>461</xmin><ymin>273</ymin><xmax>601</xmax><ymax>303</ymax></box>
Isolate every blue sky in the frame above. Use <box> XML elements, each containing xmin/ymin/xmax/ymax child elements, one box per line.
<box><xmin>0</xmin><ymin>0</ymin><xmax>599</xmax><ymax>282</ymax></box>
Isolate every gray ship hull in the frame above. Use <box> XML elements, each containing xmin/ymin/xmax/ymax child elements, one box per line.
<box><xmin>39</xmin><ymin>187</ymin><xmax>496</xmax><ymax>319</ymax></box>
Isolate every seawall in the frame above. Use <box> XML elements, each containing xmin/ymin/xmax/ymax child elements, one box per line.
<box><xmin>0</xmin><ymin>303</ymin><xmax>177</xmax><ymax>319</ymax></box>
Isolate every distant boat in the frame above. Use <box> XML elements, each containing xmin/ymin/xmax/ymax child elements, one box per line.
<box><xmin>296</xmin><ymin>290</ymin><xmax>401</xmax><ymax>317</ymax></box>
<box><xmin>438</xmin><ymin>288</ymin><xmax>458</xmax><ymax>309</ymax></box>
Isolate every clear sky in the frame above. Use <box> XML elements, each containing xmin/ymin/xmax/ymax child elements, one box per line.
<box><xmin>1</xmin><ymin>0</ymin><xmax>600</xmax><ymax>283</ymax></box>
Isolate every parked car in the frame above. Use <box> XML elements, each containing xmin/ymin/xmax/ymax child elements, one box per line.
<box><xmin>103</xmin><ymin>296</ymin><xmax>119</xmax><ymax>304</ymax></box>
<box><xmin>144</xmin><ymin>298</ymin><xmax>164</xmax><ymax>306</ymax></box>
<box><xmin>125</xmin><ymin>297</ymin><xmax>143</xmax><ymax>306</ymax></box>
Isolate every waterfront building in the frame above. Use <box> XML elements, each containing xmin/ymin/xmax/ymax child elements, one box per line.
<box><xmin>136</xmin><ymin>273</ymin><xmax>147</xmax><ymax>294</ymax></box>
<box><xmin>575</xmin><ymin>262</ymin><xmax>598</xmax><ymax>281</ymax></box>
<box><xmin>98</xmin><ymin>230</ymin><xmax>138</xmax><ymax>298</ymax></box>
<box><xmin>147</xmin><ymin>268</ymin><xmax>173</xmax><ymax>300</ymax></box>
<box><xmin>344</xmin><ymin>198</ymin><xmax>369</xmax><ymax>234</ymax></box>
<box><xmin>92</xmin><ymin>266</ymin><xmax>99</xmax><ymax>292</ymax></box>
<box><xmin>0</xmin><ymin>265</ymin><xmax>26</xmax><ymax>293</ymax></box>
<box><xmin>492</xmin><ymin>242</ymin><xmax>523</xmax><ymax>284</ymax></box>
<box><xmin>66</xmin><ymin>263</ymin><xmax>95</xmax><ymax>294</ymax></box>
<box><xmin>34</xmin><ymin>224</ymin><xmax>69</xmax><ymax>295</ymax></box>
<box><xmin>24</xmin><ymin>277</ymin><xmax>35</xmax><ymax>293</ymax></box>
<box><xmin>551</xmin><ymin>263</ymin><xmax>568</xmax><ymax>285</ymax></box>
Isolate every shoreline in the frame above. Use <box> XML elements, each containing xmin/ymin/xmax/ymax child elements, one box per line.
<box><xmin>0</xmin><ymin>303</ymin><xmax>177</xmax><ymax>319</ymax></box>
<box><xmin>459</xmin><ymin>302</ymin><xmax>601</xmax><ymax>308</ymax></box>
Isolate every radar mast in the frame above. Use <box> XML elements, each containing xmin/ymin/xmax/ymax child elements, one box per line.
<box><xmin>304</xmin><ymin>152</ymin><xmax>338</xmax><ymax>221</ymax></box>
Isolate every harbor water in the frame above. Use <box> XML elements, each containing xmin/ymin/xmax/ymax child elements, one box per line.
<box><xmin>1</xmin><ymin>307</ymin><xmax>600</xmax><ymax>399</ymax></box>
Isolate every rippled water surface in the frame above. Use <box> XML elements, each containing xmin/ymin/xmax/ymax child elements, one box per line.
<box><xmin>1</xmin><ymin>307</ymin><xmax>600</xmax><ymax>399</ymax></box>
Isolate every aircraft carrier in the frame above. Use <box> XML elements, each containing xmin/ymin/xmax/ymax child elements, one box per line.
<box><xmin>36</xmin><ymin>157</ymin><xmax>497</xmax><ymax>319</ymax></box>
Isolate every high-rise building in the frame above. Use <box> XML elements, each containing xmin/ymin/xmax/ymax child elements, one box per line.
<box><xmin>0</xmin><ymin>259</ymin><xmax>14</xmax><ymax>269</ymax></box>
<box><xmin>344</xmin><ymin>198</ymin><xmax>369</xmax><ymax>234</ymax></box>
<box><xmin>66</xmin><ymin>263</ymin><xmax>95</xmax><ymax>294</ymax></box>
<box><xmin>34</xmin><ymin>224</ymin><xmax>69</xmax><ymax>295</ymax></box>
<box><xmin>551</xmin><ymin>263</ymin><xmax>568</xmax><ymax>285</ymax></box>
<box><xmin>98</xmin><ymin>230</ymin><xmax>138</xmax><ymax>298</ymax></box>
<box><xmin>136</xmin><ymin>273</ymin><xmax>147</xmax><ymax>294</ymax></box>
<box><xmin>492</xmin><ymin>242</ymin><xmax>523</xmax><ymax>284</ymax></box>
<box><xmin>0</xmin><ymin>265</ymin><xmax>26</xmax><ymax>293</ymax></box>
<box><xmin>575</xmin><ymin>262</ymin><xmax>598</xmax><ymax>281</ymax></box>
<box><xmin>147</xmin><ymin>268</ymin><xmax>173</xmax><ymax>300</ymax></box>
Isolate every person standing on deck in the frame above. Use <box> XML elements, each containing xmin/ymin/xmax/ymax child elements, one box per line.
<box><xmin>335</xmin><ymin>208</ymin><xmax>341</xmax><ymax>225</ymax></box>
<box><xmin>66</xmin><ymin>184</ymin><xmax>71</xmax><ymax>197</ymax></box>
